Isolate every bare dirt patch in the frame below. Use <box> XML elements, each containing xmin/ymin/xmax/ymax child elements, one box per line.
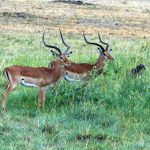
<box><xmin>0</xmin><ymin>0</ymin><xmax>150</xmax><ymax>38</ymax></box>
<box><xmin>0</xmin><ymin>12</ymin><xmax>49</xmax><ymax>25</ymax></box>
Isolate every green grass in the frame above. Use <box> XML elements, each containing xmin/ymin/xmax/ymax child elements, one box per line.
<box><xmin>0</xmin><ymin>32</ymin><xmax>150</xmax><ymax>149</ymax></box>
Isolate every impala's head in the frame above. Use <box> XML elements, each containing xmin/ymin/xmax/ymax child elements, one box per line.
<box><xmin>49</xmin><ymin>50</ymin><xmax>72</xmax><ymax>68</ymax></box>
<box><xmin>83</xmin><ymin>32</ymin><xmax>114</xmax><ymax>61</ymax></box>
<box><xmin>43</xmin><ymin>30</ymin><xmax>73</xmax><ymax>68</ymax></box>
<box><xmin>98</xmin><ymin>33</ymin><xmax>114</xmax><ymax>61</ymax></box>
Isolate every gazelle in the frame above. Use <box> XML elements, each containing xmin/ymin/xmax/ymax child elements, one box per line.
<box><xmin>47</xmin><ymin>31</ymin><xmax>113</xmax><ymax>81</ymax></box>
<box><xmin>2</xmin><ymin>31</ymin><xmax>73</xmax><ymax>110</ymax></box>
<box><xmin>63</xmin><ymin>32</ymin><xmax>114</xmax><ymax>80</ymax></box>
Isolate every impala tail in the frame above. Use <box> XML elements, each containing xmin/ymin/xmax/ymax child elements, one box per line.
<box><xmin>3</xmin><ymin>68</ymin><xmax>10</xmax><ymax>82</ymax></box>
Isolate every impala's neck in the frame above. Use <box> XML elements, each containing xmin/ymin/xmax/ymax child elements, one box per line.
<box><xmin>95</xmin><ymin>54</ymin><xmax>106</xmax><ymax>69</ymax></box>
<box><xmin>53</xmin><ymin>61</ymin><xmax>67</xmax><ymax>76</ymax></box>
<box><xmin>53</xmin><ymin>62</ymin><xmax>62</xmax><ymax>70</ymax></box>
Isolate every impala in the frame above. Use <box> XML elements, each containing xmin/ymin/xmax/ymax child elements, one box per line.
<box><xmin>63</xmin><ymin>32</ymin><xmax>114</xmax><ymax>80</ymax></box>
<box><xmin>2</xmin><ymin>32</ymin><xmax>72</xmax><ymax>110</ymax></box>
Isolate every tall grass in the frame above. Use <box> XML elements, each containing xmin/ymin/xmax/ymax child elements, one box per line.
<box><xmin>0</xmin><ymin>32</ymin><xmax>150</xmax><ymax>149</ymax></box>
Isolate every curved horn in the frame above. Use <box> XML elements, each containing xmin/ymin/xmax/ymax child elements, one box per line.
<box><xmin>98</xmin><ymin>32</ymin><xmax>109</xmax><ymax>51</ymax></box>
<box><xmin>59</xmin><ymin>29</ymin><xmax>70</xmax><ymax>53</ymax></box>
<box><xmin>83</xmin><ymin>32</ymin><xmax>105</xmax><ymax>52</ymax></box>
<box><xmin>43</xmin><ymin>31</ymin><xmax>62</xmax><ymax>55</ymax></box>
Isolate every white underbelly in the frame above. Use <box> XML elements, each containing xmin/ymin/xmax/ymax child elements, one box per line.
<box><xmin>64</xmin><ymin>74</ymin><xmax>80</xmax><ymax>82</ymax></box>
<box><xmin>66</xmin><ymin>71</ymin><xmax>87</xmax><ymax>79</ymax></box>
<box><xmin>20</xmin><ymin>80</ymin><xmax>38</xmax><ymax>87</ymax></box>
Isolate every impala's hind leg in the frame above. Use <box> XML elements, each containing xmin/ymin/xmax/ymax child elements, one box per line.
<box><xmin>2</xmin><ymin>81</ymin><xmax>18</xmax><ymax>110</ymax></box>
<box><xmin>42</xmin><ymin>89</ymin><xmax>46</xmax><ymax>110</ymax></box>
<box><xmin>2</xmin><ymin>70</ymin><xmax>19</xmax><ymax>111</ymax></box>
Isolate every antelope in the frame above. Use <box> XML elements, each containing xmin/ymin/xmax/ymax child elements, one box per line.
<box><xmin>43</xmin><ymin>30</ymin><xmax>113</xmax><ymax>81</ymax></box>
<box><xmin>63</xmin><ymin>32</ymin><xmax>114</xmax><ymax>80</ymax></box>
<box><xmin>46</xmin><ymin>31</ymin><xmax>113</xmax><ymax>81</ymax></box>
<box><xmin>2</xmin><ymin>31</ymin><xmax>73</xmax><ymax>111</ymax></box>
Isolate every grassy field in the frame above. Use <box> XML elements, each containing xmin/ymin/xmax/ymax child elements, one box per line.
<box><xmin>0</xmin><ymin>0</ymin><xmax>150</xmax><ymax>149</ymax></box>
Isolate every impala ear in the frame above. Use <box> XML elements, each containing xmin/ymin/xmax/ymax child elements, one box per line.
<box><xmin>109</xmin><ymin>49</ymin><xmax>112</xmax><ymax>54</ymax></box>
<box><xmin>48</xmin><ymin>61</ymin><xmax>56</xmax><ymax>69</ymax></box>
<box><xmin>51</xmin><ymin>50</ymin><xmax>59</xmax><ymax>57</ymax></box>
<box><xmin>98</xmin><ymin>47</ymin><xmax>103</xmax><ymax>55</ymax></box>
<box><xmin>66</xmin><ymin>51</ymin><xmax>72</xmax><ymax>57</ymax></box>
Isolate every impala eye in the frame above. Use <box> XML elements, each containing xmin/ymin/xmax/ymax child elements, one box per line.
<box><xmin>60</xmin><ymin>56</ymin><xmax>63</xmax><ymax>59</ymax></box>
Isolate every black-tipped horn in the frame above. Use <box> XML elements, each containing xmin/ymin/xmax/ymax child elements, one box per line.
<box><xmin>43</xmin><ymin>31</ymin><xmax>62</xmax><ymax>55</ymax></box>
<box><xmin>59</xmin><ymin>29</ymin><xmax>70</xmax><ymax>53</ymax></box>
<box><xmin>83</xmin><ymin>32</ymin><xmax>105</xmax><ymax>52</ymax></box>
<box><xmin>98</xmin><ymin>32</ymin><xmax>109</xmax><ymax>51</ymax></box>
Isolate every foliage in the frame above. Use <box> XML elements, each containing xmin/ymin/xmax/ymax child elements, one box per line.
<box><xmin>0</xmin><ymin>32</ymin><xmax>150</xmax><ymax>149</ymax></box>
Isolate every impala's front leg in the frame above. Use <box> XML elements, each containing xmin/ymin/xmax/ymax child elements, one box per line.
<box><xmin>37</xmin><ymin>87</ymin><xmax>46</xmax><ymax>110</ymax></box>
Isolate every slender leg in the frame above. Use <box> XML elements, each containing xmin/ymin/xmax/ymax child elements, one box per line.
<box><xmin>2</xmin><ymin>82</ymin><xmax>18</xmax><ymax>111</ymax></box>
<box><xmin>37</xmin><ymin>88</ymin><xmax>42</xmax><ymax>110</ymax></box>
<box><xmin>42</xmin><ymin>89</ymin><xmax>46</xmax><ymax>110</ymax></box>
<box><xmin>37</xmin><ymin>87</ymin><xmax>45</xmax><ymax>110</ymax></box>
